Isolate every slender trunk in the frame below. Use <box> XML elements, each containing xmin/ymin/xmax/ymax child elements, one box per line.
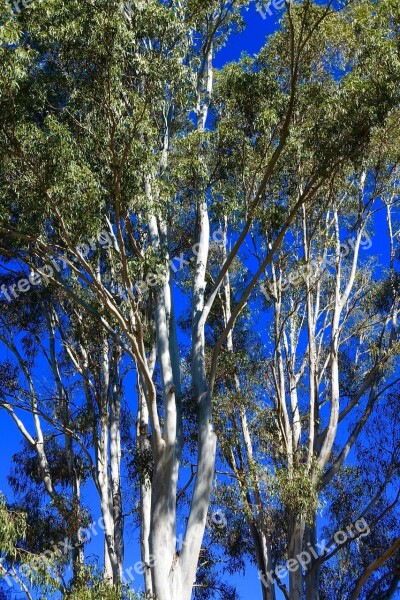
<box><xmin>71</xmin><ymin>474</ymin><xmax>84</xmax><ymax>581</ymax></box>
<box><xmin>137</xmin><ymin>365</ymin><xmax>155</xmax><ymax>598</ymax></box>
<box><xmin>288</xmin><ymin>514</ymin><xmax>305</xmax><ymax>600</ymax></box>
<box><xmin>179</xmin><ymin>390</ymin><xmax>217</xmax><ymax>600</ymax></box>
<box><xmin>302</xmin><ymin>205</ymin><xmax>317</xmax><ymax>470</ymax></box>
<box><xmin>46</xmin><ymin>310</ymin><xmax>84</xmax><ymax>575</ymax></box>
<box><xmin>318</xmin><ymin>193</ymin><xmax>365</xmax><ymax>470</ymax></box>
<box><xmin>141</xmin><ymin>39</ymin><xmax>217</xmax><ymax>600</ymax></box>
<box><xmin>97</xmin><ymin>413</ymin><xmax>119</xmax><ymax>584</ymax></box>
<box><xmin>239</xmin><ymin>407</ymin><xmax>275</xmax><ymax>600</ymax></box>
<box><xmin>305</xmin><ymin>518</ymin><xmax>320</xmax><ymax>600</ymax></box>
<box><xmin>110</xmin><ymin>387</ymin><xmax>124</xmax><ymax>578</ymax></box>
<box><xmin>250</xmin><ymin>523</ymin><xmax>276</xmax><ymax>600</ymax></box>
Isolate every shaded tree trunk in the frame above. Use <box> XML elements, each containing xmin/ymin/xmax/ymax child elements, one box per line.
<box><xmin>288</xmin><ymin>514</ymin><xmax>305</xmax><ymax>600</ymax></box>
<box><xmin>305</xmin><ymin>519</ymin><xmax>320</xmax><ymax>600</ymax></box>
<box><xmin>137</xmin><ymin>386</ymin><xmax>154</xmax><ymax>598</ymax></box>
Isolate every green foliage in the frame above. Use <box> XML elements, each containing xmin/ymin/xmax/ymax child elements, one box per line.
<box><xmin>0</xmin><ymin>494</ymin><xmax>27</xmax><ymax>562</ymax></box>
<box><xmin>64</xmin><ymin>567</ymin><xmax>141</xmax><ymax>600</ymax></box>
<box><xmin>276</xmin><ymin>465</ymin><xmax>320</xmax><ymax>526</ymax></box>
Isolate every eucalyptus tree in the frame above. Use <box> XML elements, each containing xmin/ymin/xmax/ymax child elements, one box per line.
<box><xmin>318</xmin><ymin>397</ymin><xmax>400</xmax><ymax>599</ymax></box>
<box><xmin>260</xmin><ymin>143</ymin><xmax>400</xmax><ymax>600</ymax></box>
<box><xmin>0</xmin><ymin>282</ymin><xmax>136</xmax><ymax>588</ymax></box>
<box><xmin>212</xmin><ymin>135</ymin><xmax>400</xmax><ymax>598</ymax></box>
<box><xmin>0</xmin><ymin>0</ymin><xmax>321</xmax><ymax>597</ymax></box>
<box><xmin>53</xmin><ymin>299</ymin><xmax>129</xmax><ymax>586</ymax></box>
<box><xmin>213</xmin><ymin>151</ymin><xmax>400</xmax><ymax>600</ymax></box>
<box><xmin>0</xmin><ymin>291</ymin><xmax>90</xmax><ymax>585</ymax></box>
<box><xmin>1</xmin><ymin>3</ymin><xmax>399</xmax><ymax>600</ymax></box>
<box><xmin>206</xmin><ymin>1</ymin><xmax>400</xmax><ymax>598</ymax></box>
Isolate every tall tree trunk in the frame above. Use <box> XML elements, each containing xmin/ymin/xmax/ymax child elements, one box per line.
<box><xmin>147</xmin><ymin>213</ymin><xmax>179</xmax><ymax>600</ymax></box>
<box><xmin>221</xmin><ymin>215</ymin><xmax>276</xmax><ymax>600</ymax></box>
<box><xmin>288</xmin><ymin>514</ymin><xmax>305</xmax><ymax>600</ymax></box>
<box><xmin>97</xmin><ymin>413</ymin><xmax>119</xmax><ymax>584</ymax></box>
<box><xmin>137</xmin><ymin>347</ymin><xmax>156</xmax><ymax>599</ymax></box>
<box><xmin>110</xmin><ymin>384</ymin><xmax>124</xmax><ymax>579</ymax></box>
<box><xmin>250</xmin><ymin>523</ymin><xmax>276</xmax><ymax>600</ymax></box>
<box><xmin>138</xmin><ymin>394</ymin><xmax>154</xmax><ymax>598</ymax></box>
<box><xmin>305</xmin><ymin>519</ymin><xmax>320</xmax><ymax>600</ymax></box>
<box><xmin>140</xmin><ymin>39</ymin><xmax>218</xmax><ymax>600</ymax></box>
<box><xmin>47</xmin><ymin>309</ymin><xmax>85</xmax><ymax>580</ymax></box>
<box><xmin>177</xmin><ymin>195</ymin><xmax>217</xmax><ymax>600</ymax></box>
<box><xmin>71</xmin><ymin>474</ymin><xmax>84</xmax><ymax>582</ymax></box>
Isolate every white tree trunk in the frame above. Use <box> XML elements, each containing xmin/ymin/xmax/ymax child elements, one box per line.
<box><xmin>110</xmin><ymin>385</ymin><xmax>124</xmax><ymax>579</ymax></box>
<box><xmin>97</xmin><ymin>414</ymin><xmax>119</xmax><ymax>584</ymax></box>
